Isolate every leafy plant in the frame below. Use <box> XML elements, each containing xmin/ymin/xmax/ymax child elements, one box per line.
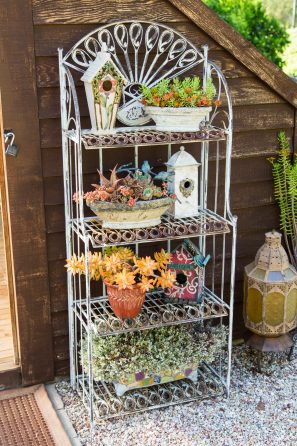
<box><xmin>81</xmin><ymin>324</ymin><xmax>227</xmax><ymax>382</ymax></box>
<box><xmin>141</xmin><ymin>76</ymin><xmax>219</xmax><ymax>108</ymax></box>
<box><xmin>203</xmin><ymin>0</ymin><xmax>289</xmax><ymax>68</ymax></box>
<box><xmin>268</xmin><ymin>132</ymin><xmax>297</xmax><ymax>267</ymax></box>
<box><xmin>79</xmin><ymin>163</ymin><xmax>174</xmax><ymax>207</ymax></box>
<box><xmin>65</xmin><ymin>247</ymin><xmax>176</xmax><ymax>291</ymax></box>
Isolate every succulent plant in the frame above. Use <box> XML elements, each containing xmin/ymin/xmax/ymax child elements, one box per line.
<box><xmin>81</xmin><ymin>162</ymin><xmax>175</xmax><ymax>207</ymax></box>
<box><xmin>81</xmin><ymin>324</ymin><xmax>227</xmax><ymax>382</ymax></box>
<box><xmin>141</xmin><ymin>76</ymin><xmax>221</xmax><ymax>108</ymax></box>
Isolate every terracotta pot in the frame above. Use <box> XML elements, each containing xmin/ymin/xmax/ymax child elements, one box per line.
<box><xmin>144</xmin><ymin>106</ymin><xmax>212</xmax><ymax>132</ymax></box>
<box><xmin>105</xmin><ymin>283</ymin><xmax>145</xmax><ymax>319</ymax></box>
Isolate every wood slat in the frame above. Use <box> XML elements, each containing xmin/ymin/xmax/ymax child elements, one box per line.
<box><xmin>32</xmin><ymin>0</ymin><xmax>186</xmax><ymax>24</ymax></box>
<box><xmin>35</xmin><ymin>49</ymin><xmax>251</xmax><ymax>89</ymax></box>
<box><xmin>38</xmin><ymin>103</ymin><xmax>294</xmax><ymax>149</ymax></box>
<box><xmin>37</xmin><ymin>76</ymin><xmax>283</xmax><ymax>121</ymax></box>
<box><xmin>34</xmin><ymin>22</ymin><xmax>221</xmax><ymax>57</ymax></box>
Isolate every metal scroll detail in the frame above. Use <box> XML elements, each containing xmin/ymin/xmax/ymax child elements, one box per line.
<box><xmin>63</xmin><ymin>21</ymin><xmax>203</xmax><ymax>126</ymax></box>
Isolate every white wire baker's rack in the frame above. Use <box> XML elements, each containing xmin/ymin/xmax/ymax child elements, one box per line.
<box><xmin>59</xmin><ymin>21</ymin><xmax>237</xmax><ymax>425</ymax></box>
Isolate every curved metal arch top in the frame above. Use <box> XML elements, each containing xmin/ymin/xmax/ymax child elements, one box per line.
<box><xmin>62</xmin><ymin>21</ymin><xmax>208</xmax><ymax>126</ymax></box>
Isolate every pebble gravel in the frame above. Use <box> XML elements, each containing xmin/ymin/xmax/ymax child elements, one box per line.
<box><xmin>56</xmin><ymin>345</ymin><xmax>297</xmax><ymax>446</ymax></box>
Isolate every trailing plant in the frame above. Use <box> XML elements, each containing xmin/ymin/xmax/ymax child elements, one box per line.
<box><xmin>81</xmin><ymin>324</ymin><xmax>227</xmax><ymax>382</ymax></box>
<box><xmin>65</xmin><ymin>247</ymin><xmax>176</xmax><ymax>291</ymax></box>
<box><xmin>141</xmin><ymin>76</ymin><xmax>220</xmax><ymax>108</ymax></box>
<box><xmin>268</xmin><ymin>132</ymin><xmax>297</xmax><ymax>268</ymax></box>
<box><xmin>79</xmin><ymin>162</ymin><xmax>174</xmax><ymax>208</ymax></box>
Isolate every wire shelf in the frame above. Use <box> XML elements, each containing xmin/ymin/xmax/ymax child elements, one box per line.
<box><xmin>72</xmin><ymin>209</ymin><xmax>230</xmax><ymax>248</ymax></box>
<box><xmin>66</xmin><ymin>126</ymin><xmax>226</xmax><ymax>150</ymax></box>
<box><xmin>73</xmin><ymin>288</ymin><xmax>229</xmax><ymax>336</ymax></box>
<box><xmin>77</xmin><ymin>363</ymin><xmax>225</xmax><ymax>420</ymax></box>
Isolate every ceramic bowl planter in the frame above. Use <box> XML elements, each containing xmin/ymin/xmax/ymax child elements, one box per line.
<box><xmin>113</xmin><ymin>366</ymin><xmax>198</xmax><ymax>397</ymax></box>
<box><xmin>105</xmin><ymin>282</ymin><xmax>145</xmax><ymax>319</ymax></box>
<box><xmin>144</xmin><ymin>106</ymin><xmax>212</xmax><ymax>132</ymax></box>
<box><xmin>87</xmin><ymin>196</ymin><xmax>174</xmax><ymax>229</ymax></box>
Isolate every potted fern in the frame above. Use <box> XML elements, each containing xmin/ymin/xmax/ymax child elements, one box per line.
<box><xmin>268</xmin><ymin>132</ymin><xmax>297</xmax><ymax>268</ymax></box>
<box><xmin>65</xmin><ymin>247</ymin><xmax>176</xmax><ymax>319</ymax></box>
<box><xmin>79</xmin><ymin>163</ymin><xmax>175</xmax><ymax>229</ymax></box>
<box><xmin>141</xmin><ymin>76</ymin><xmax>220</xmax><ymax>132</ymax></box>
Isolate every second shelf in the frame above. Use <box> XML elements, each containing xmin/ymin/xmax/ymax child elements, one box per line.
<box><xmin>71</xmin><ymin>208</ymin><xmax>230</xmax><ymax>248</ymax></box>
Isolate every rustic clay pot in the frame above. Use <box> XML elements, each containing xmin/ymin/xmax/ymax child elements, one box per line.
<box><xmin>87</xmin><ymin>196</ymin><xmax>174</xmax><ymax>229</ymax></box>
<box><xmin>105</xmin><ymin>282</ymin><xmax>145</xmax><ymax>319</ymax></box>
<box><xmin>144</xmin><ymin>106</ymin><xmax>212</xmax><ymax>132</ymax></box>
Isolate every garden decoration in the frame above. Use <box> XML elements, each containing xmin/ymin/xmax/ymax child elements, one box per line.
<box><xmin>81</xmin><ymin>43</ymin><xmax>126</xmax><ymax>133</ymax></box>
<box><xmin>244</xmin><ymin>230</ymin><xmax>297</xmax><ymax>337</ymax></box>
<box><xmin>82</xmin><ymin>324</ymin><xmax>226</xmax><ymax>397</ymax></box>
<box><xmin>166</xmin><ymin>146</ymin><xmax>200</xmax><ymax>218</ymax></box>
<box><xmin>165</xmin><ymin>239</ymin><xmax>210</xmax><ymax>302</ymax></box>
<box><xmin>66</xmin><ymin>247</ymin><xmax>176</xmax><ymax>319</ymax></box>
<box><xmin>141</xmin><ymin>76</ymin><xmax>219</xmax><ymax>131</ymax></box>
<box><xmin>60</xmin><ymin>20</ymin><xmax>236</xmax><ymax>422</ymax></box>
<box><xmin>244</xmin><ymin>231</ymin><xmax>297</xmax><ymax>368</ymax></box>
<box><xmin>82</xmin><ymin>163</ymin><xmax>175</xmax><ymax>229</ymax></box>
<box><xmin>268</xmin><ymin>132</ymin><xmax>297</xmax><ymax>269</ymax></box>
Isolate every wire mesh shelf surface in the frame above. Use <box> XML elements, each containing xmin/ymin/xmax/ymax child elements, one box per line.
<box><xmin>78</xmin><ymin>363</ymin><xmax>224</xmax><ymax>420</ymax></box>
<box><xmin>74</xmin><ymin>288</ymin><xmax>229</xmax><ymax>336</ymax></box>
<box><xmin>72</xmin><ymin>209</ymin><xmax>230</xmax><ymax>248</ymax></box>
<box><xmin>65</xmin><ymin>126</ymin><xmax>226</xmax><ymax>150</ymax></box>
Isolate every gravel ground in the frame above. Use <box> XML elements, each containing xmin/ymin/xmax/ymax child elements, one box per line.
<box><xmin>56</xmin><ymin>345</ymin><xmax>297</xmax><ymax>446</ymax></box>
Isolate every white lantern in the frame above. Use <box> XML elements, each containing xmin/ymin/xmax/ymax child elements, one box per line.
<box><xmin>81</xmin><ymin>44</ymin><xmax>127</xmax><ymax>133</ymax></box>
<box><xmin>166</xmin><ymin>146</ymin><xmax>200</xmax><ymax>218</ymax></box>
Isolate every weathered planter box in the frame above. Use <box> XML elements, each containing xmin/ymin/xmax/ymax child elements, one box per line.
<box><xmin>87</xmin><ymin>196</ymin><xmax>174</xmax><ymax>229</ymax></box>
<box><xmin>113</xmin><ymin>366</ymin><xmax>198</xmax><ymax>396</ymax></box>
<box><xmin>145</xmin><ymin>106</ymin><xmax>212</xmax><ymax>132</ymax></box>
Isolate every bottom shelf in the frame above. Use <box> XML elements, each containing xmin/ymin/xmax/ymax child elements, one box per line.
<box><xmin>77</xmin><ymin>363</ymin><xmax>225</xmax><ymax>421</ymax></box>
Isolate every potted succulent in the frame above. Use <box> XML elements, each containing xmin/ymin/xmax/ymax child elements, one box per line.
<box><xmin>141</xmin><ymin>76</ymin><xmax>220</xmax><ymax>132</ymax></box>
<box><xmin>82</xmin><ymin>324</ymin><xmax>227</xmax><ymax>396</ymax></box>
<box><xmin>80</xmin><ymin>163</ymin><xmax>175</xmax><ymax>229</ymax></box>
<box><xmin>65</xmin><ymin>247</ymin><xmax>176</xmax><ymax>319</ymax></box>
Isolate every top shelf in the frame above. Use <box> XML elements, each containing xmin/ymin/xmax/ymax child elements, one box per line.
<box><xmin>66</xmin><ymin>126</ymin><xmax>226</xmax><ymax>150</ymax></box>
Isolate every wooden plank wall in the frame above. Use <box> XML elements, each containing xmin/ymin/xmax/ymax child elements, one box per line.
<box><xmin>31</xmin><ymin>0</ymin><xmax>295</xmax><ymax>375</ymax></box>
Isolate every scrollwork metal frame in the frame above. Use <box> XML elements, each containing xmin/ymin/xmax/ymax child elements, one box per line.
<box><xmin>59</xmin><ymin>20</ymin><xmax>237</xmax><ymax>426</ymax></box>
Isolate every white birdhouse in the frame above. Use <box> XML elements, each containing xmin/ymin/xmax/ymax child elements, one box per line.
<box><xmin>166</xmin><ymin>146</ymin><xmax>200</xmax><ymax>218</ymax></box>
<box><xmin>81</xmin><ymin>44</ymin><xmax>127</xmax><ymax>133</ymax></box>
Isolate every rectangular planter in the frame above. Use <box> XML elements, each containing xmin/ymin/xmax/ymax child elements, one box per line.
<box><xmin>113</xmin><ymin>366</ymin><xmax>198</xmax><ymax>397</ymax></box>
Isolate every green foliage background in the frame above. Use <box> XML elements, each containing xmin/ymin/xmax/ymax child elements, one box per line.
<box><xmin>203</xmin><ymin>0</ymin><xmax>290</xmax><ymax>68</ymax></box>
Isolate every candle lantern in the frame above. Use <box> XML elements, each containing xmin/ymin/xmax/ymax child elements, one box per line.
<box><xmin>81</xmin><ymin>43</ymin><xmax>126</xmax><ymax>133</ymax></box>
<box><xmin>244</xmin><ymin>230</ymin><xmax>297</xmax><ymax>338</ymax></box>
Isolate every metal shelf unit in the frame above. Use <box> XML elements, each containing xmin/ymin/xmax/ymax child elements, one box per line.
<box><xmin>59</xmin><ymin>21</ymin><xmax>237</xmax><ymax>424</ymax></box>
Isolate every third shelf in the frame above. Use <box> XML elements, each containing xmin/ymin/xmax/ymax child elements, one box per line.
<box><xmin>73</xmin><ymin>288</ymin><xmax>229</xmax><ymax>336</ymax></box>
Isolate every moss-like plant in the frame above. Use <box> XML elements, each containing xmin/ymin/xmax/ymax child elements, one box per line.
<box><xmin>81</xmin><ymin>324</ymin><xmax>226</xmax><ymax>383</ymax></box>
<box><xmin>268</xmin><ymin>132</ymin><xmax>297</xmax><ymax>267</ymax></box>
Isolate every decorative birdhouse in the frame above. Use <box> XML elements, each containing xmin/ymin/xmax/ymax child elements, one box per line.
<box><xmin>244</xmin><ymin>230</ymin><xmax>297</xmax><ymax>337</ymax></box>
<box><xmin>81</xmin><ymin>44</ymin><xmax>126</xmax><ymax>133</ymax></box>
<box><xmin>166</xmin><ymin>147</ymin><xmax>200</xmax><ymax>218</ymax></box>
<box><xmin>164</xmin><ymin>239</ymin><xmax>210</xmax><ymax>302</ymax></box>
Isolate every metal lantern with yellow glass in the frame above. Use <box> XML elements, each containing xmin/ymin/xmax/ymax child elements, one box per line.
<box><xmin>244</xmin><ymin>230</ymin><xmax>297</xmax><ymax>338</ymax></box>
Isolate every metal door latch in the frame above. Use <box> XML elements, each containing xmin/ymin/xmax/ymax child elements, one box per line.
<box><xmin>4</xmin><ymin>129</ymin><xmax>19</xmax><ymax>157</ymax></box>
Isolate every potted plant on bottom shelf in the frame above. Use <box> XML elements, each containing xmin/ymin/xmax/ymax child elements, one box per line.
<box><xmin>141</xmin><ymin>76</ymin><xmax>221</xmax><ymax>132</ymax></box>
<box><xmin>77</xmin><ymin>163</ymin><xmax>176</xmax><ymax>229</ymax></box>
<box><xmin>81</xmin><ymin>324</ymin><xmax>227</xmax><ymax>396</ymax></box>
<box><xmin>65</xmin><ymin>247</ymin><xmax>176</xmax><ymax>319</ymax></box>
